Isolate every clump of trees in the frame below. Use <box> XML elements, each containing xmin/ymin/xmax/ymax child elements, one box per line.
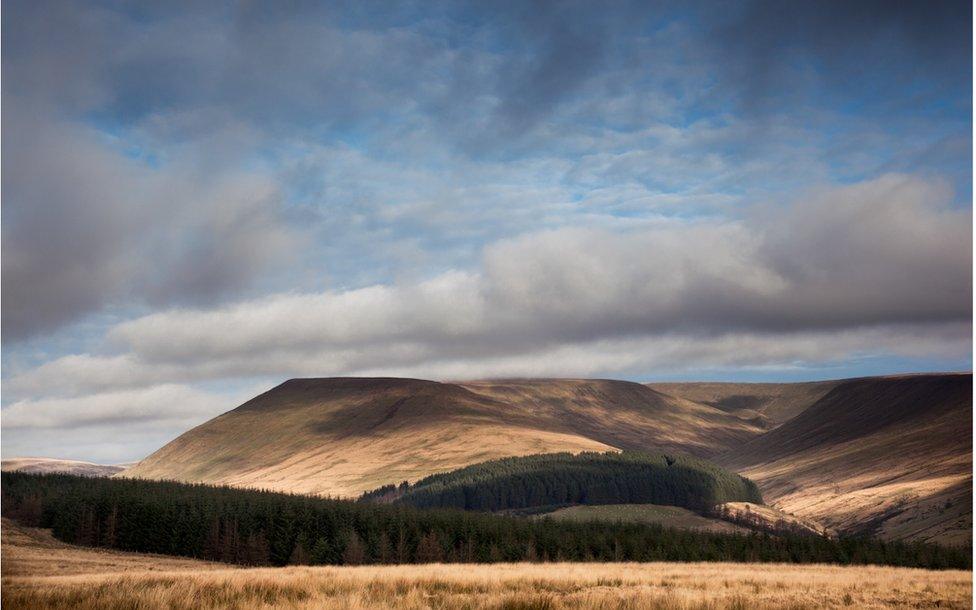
<box><xmin>2</xmin><ymin>472</ymin><xmax>969</xmax><ymax>570</ymax></box>
<box><xmin>360</xmin><ymin>451</ymin><xmax>764</xmax><ymax>512</ymax></box>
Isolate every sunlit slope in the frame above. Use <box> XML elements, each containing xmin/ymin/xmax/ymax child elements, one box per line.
<box><xmin>646</xmin><ymin>381</ymin><xmax>839</xmax><ymax>427</ymax></box>
<box><xmin>459</xmin><ymin>379</ymin><xmax>761</xmax><ymax>457</ymax></box>
<box><xmin>720</xmin><ymin>374</ymin><xmax>972</xmax><ymax>546</ymax></box>
<box><xmin>1</xmin><ymin>458</ymin><xmax>125</xmax><ymax>478</ymax></box>
<box><xmin>121</xmin><ymin>377</ymin><xmax>763</xmax><ymax>497</ymax></box>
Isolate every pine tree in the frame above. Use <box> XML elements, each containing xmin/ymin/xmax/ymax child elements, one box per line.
<box><xmin>203</xmin><ymin>518</ymin><xmax>222</xmax><ymax>560</ymax></box>
<box><xmin>74</xmin><ymin>508</ymin><xmax>97</xmax><ymax>547</ymax></box>
<box><xmin>221</xmin><ymin>519</ymin><xmax>241</xmax><ymax>563</ymax></box>
<box><xmin>341</xmin><ymin>529</ymin><xmax>366</xmax><ymax>565</ymax></box>
<box><xmin>102</xmin><ymin>506</ymin><xmax>118</xmax><ymax>548</ymax></box>
<box><xmin>289</xmin><ymin>532</ymin><xmax>311</xmax><ymax>565</ymax></box>
<box><xmin>396</xmin><ymin>529</ymin><xmax>410</xmax><ymax>563</ymax></box>
<box><xmin>377</xmin><ymin>531</ymin><xmax>394</xmax><ymax>564</ymax></box>
<box><xmin>311</xmin><ymin>537</ymin><xmax>333</xmax><ymax>565</ymax></box>
<box><xmin>416</xmin><ymin>531</ymin><xmax>444</xmax><ymax>563</ymax></box>
<box><xmin>245</xmin><ymin>530</ymin><xmax>271</xmax><ymax>565</ymax></box>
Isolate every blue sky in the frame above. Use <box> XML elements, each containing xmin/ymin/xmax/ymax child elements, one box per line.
<box><xmin>2</xmin><ymin>0</ymin><xmax>972</xmax><ymax>462</ymax></box>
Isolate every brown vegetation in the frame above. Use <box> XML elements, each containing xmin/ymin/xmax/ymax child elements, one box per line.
<box><xmin>4</xmin><ymin>561</ymin><xmax>971</xmax><ymax>609</ymax></box>
<box><xmin>118</xmin><ymin>373</ymin><xmax>972</xmax><ymax>546</ymax></box>
<box><xmin>720</xmin><ymin>374</ymin><xmax>972</xmax><ymax>546</ymax></box>
<box><xmin>3</xmin><ymin>519</ymin><xmax>971</xmax><ymax>610</ymax></box>
<box><xmin>715</xmin><ymin>502</ymin><xmax>832</xmax><ymax>538</ymax></box>
<box><xmin>647</xmin><ymin>381</ymin><xmax>838</xmax><ymax>427</ymax></box>
<box><xmin>120</xmin><ymin>378</ymin><xmax>762</xmax><ymax>497</ymax></box>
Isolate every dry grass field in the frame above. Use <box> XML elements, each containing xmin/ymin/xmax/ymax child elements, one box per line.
<box><xmin>2</xmin><ymin>520</ymin><xmax>971</xmax><ymax>609</ymax></box>
<box><xmin>5</xmin><ymin>561</ymin><xmax>972</xmax><ymax>609</ymax></box>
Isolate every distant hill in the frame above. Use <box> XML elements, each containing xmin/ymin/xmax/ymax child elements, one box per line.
<box><xmin>119</xmin><ymin>373</ymin><xmax>972</xmax><ymax>546</ymax></box>
<box><xmin>720</xmin><ymin>374</ymin><xmax>972</xmax><ymax>546</ymax></box>
<box><xmin>120</xmin><ymin>377</ymin><xmax>763</xmax><ymax>497</ymax></box>
<box><xmin>1</xmin><ymin>458</ymin><xmax>125</xmax><ymax>478</ymax></box>
<box><xmin>646</xmin><ymin>381</ymin><xmax>838</xmax><ymax>427</ymax></box>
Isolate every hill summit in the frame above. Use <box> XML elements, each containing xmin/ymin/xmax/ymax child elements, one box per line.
<box><xmin>121</xmin><ymin>377</ymin><xmax>762</xmax><ymax>497</ymax></box>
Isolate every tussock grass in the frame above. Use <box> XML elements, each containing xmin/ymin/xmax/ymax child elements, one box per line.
<box><xmin>3</xmin><ymin>562</ymin><xmax>971</xmax><ymax>609</ymax></box>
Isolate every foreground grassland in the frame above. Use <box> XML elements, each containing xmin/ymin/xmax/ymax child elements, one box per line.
<box><xmin>3</xmin><ymin>521</ymin><xmax>971</xmax><ymax>610</ymax></box>
<box><xmin>4</xmin><ymin>562</ymin><xmax>972</xmax><ymax>610</ymax></box>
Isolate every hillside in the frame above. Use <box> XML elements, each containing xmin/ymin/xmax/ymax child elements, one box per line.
<box><xmin>646</xmin><ymin>381</ymin><xmax>839</xmax><ymax>427</ymax></box>
<box><xmin>720</xmin><ymin>374</ymin><xmax>972</xmax><ymax>546</ymax></box>
<box><xmin>1</xmin><ymin>458</ymin><xmax>125</xmax><ymax>478</ymax></box>
<box><xmin>459</xmin><ymin>379</ymin><xmax>763</xmax><ymax>457</ymax></box>
<box><xmin>121</xmin><ymin>378</ymin><xmax>763</xmax><ymax>497</ymax></box>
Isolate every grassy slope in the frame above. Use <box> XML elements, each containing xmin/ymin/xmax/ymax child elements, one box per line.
<box><xmin>459</xmin><ymin>379</ymin><xmax>763</xmax><ymax>457</ymax></box>
<box><xmin>537</xmin><ymin>504</ymin><xmax>752</xmax><ymax>534</ymax></box>
<box><xmin>121</xmin><ymin>378</ymin><xmax>763</xmax><ymax>497</ymax></box>
<box><xmin>720</xmin><ymin>374</ymin><xmax>972</xmax><ymax>546</ymax></box>
<box><xmin>647</xmin><ymin>380</ymin><xmax>839</xmax><ymax>427</ymax></box>
<box><xmin>0</xmin><ymin>518</ymin><xmax>221</xmax><ymax>578</ymax></box>
<box><xmin>717</xmin><ymin>502</ymin><xmax>831</xmax><ymax>538</ymax></box>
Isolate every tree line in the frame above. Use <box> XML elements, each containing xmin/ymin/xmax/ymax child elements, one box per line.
<box><xmin>360</xmin><ymin>451</ymin><xmax>764</xmax><ymax>512</ymax></box>
<box><xmin>2</xmin><ymin>472</ymin><xmax>968</xmax><ymax>569</ymax></box>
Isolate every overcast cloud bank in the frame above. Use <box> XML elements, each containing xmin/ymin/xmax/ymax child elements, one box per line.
<box><xmin>2</xmin><ymin>0</ymin><xmax>970</xmax><ymax>461</ymax></box>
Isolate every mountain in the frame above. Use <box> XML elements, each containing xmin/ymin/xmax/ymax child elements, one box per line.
<box><xmin>646</xmin><ymin>381</ymin><xmax>839</xmax><ymax>427</ymax></box>
<box><xmin>119</xmin><ymin>373</ymin><xmax>972</xmax><ymax>546</ymax></box>
<box><xmin>719</xmin><ymin>374</ymin><xmax>972</xmax><ymax>546</ymax></box>
<box><xmin>120</xmin><ymin>377</ymin><xmax>763</xmax><ymax>497</ymax></box>
<box><xmin>1</xmin><ymin>458</ymin><xmax>126</xmax><ymax>478</ymax></box>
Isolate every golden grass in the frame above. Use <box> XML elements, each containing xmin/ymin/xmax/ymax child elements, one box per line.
<box><xmin>4</xmin><ymin>562</ymin><xmax>972</xmax><ymax>610</ymax></box>
<box><xmin>0</xmin><ymin>518</ymin><xmax>223</xmax><ymax>578</ymax></box>
<box><xmin>3</xmin><ymin>520</ymin><xmax>971</xmax><ymax>609</ymax></box>
<box><xmin>647</xmin><ymin>381</ymin><xmax>837</xmax><ymax>427</ymax></box>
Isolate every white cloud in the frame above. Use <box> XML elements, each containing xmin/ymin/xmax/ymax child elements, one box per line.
<box><xmin>2</xmin><ymin>384</ymin><xmax>232</xmax><ymax>429</ymax></box>
<box><xmin>6</xmin><ymin>174</ymin><xmax>969</xmax><ymax>403</ymax></box>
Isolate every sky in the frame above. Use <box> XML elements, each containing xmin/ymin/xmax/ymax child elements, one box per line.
<box><xmin>2</xmin><ymin>0</ymin><xmax>972</xmax><ymax>463</ymax></box>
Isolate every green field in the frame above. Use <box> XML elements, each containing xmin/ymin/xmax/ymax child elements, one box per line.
<box><xmin>538</xmin><ymin>504</ymin><xmax>751</xmax><ymax>534</ymax></box>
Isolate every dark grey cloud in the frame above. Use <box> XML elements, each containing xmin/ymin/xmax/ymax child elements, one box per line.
<box><xmin>710</xmin><ymin>0</ymin><xmax>972</xmax><ymax>115</ymax></box>
<box><xmin>2</xmin><ymin>0</ymin><xmax>970</xmax><ymax>344</ymax></box>
<box><xmin>0</xmin><ymin>103</ymin><xmax>298</xmax><ymax>341</ymax></box>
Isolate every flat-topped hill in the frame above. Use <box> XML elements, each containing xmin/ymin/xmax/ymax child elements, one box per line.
<box><xmin>121</xmin><ymin>377</ymin><xmax>763</xmax><ymax>497</ymax></box>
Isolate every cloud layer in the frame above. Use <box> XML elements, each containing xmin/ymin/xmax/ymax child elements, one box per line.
<box><xmin>1</xmin><ymin>1</ymin><xmax>970</xmax><ymax>462</ymax></box>
<box><xmin>7</xmin><ymin>174</ymin><xmax>969</xmax><ymax>403</ymax></box>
